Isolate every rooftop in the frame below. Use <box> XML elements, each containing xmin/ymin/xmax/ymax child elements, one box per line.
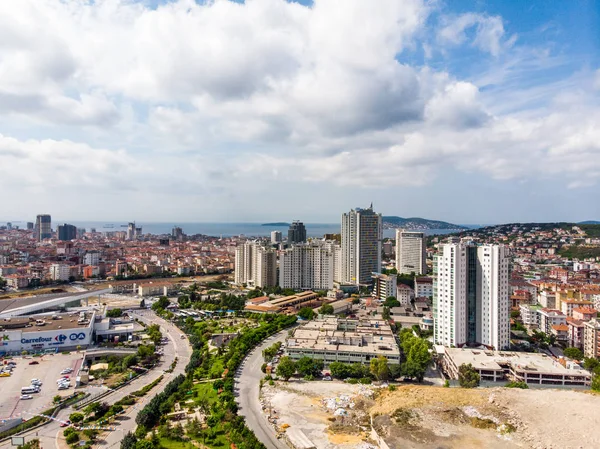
<box><xmin>0</xmin><ymin>311</ymin><xmax>94</xmax><ymax>333</ymax></box>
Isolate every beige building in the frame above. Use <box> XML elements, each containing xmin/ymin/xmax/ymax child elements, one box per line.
<box><xmin>583</xmin><ymin>319</ymin><xmax>600</xmax><ymax>359</ymax></box>
<box><xmin>396</xmin><ymin>230</ymin><xmax>426</xmax><ymax>275</ymax></box>
<box><xmin>234</xmin><ymin>241</ymin><xmax>277</xmax><ymax>288</ymax></box>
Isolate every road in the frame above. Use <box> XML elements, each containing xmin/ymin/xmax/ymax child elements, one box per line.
<box><xmin>0</xmin><ymin>310</ymin><xmax>191</xmax><ymax>449</ymax></box>
<box><xmin>234</xmin><ymin>330</ymin><xmax>289</xmax><ymax>449</ymax></box>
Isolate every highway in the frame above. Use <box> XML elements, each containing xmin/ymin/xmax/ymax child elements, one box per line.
<box><xmin>234</xmin><ymin>330</ymin><xmax>289</xmax><ymax>449</ymax></box>
<box><xmin>0</xmin><ymin>310</ymin><xmax>191</xmax><ymax>449</ymax></box>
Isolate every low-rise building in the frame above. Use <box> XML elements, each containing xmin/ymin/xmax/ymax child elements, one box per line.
<box><xmin>538</xmin><ymin>308</ymin><xmax>566</xmax><ymax>335</ymax></box>
<box><xmin>371</xmin><ymin>273</ymin><xmax>397</xmax><ymax>301</ymax></box>
<box><xmin>397</xmin><ymin>284</ymin><xmax>414</xmax><ymax>306</ymax></box>
<box><xmin>567</xmin><ymin>318</ymin><xmax>585</xmax><ymax>349</ymax></box>
<box><xmin>440</xmin><ymin>347</ymin><xmax>591</xmax><ymax>387</ymax></box>
<box><xmin>520</xmin><ymin>304</ymin><xmax>541</xmax><ymax>328</ymax></box>
<box><xmin>561</xmin><ymin>299</ymin><xmax>594</xmax><ymax>318</ymax></box>
<box><xmin>414</xmin><ymin>277</ymin><xmax>433</xmax><ymax>299</ymax></box>
<box><xmin>286</xmin><ymin>317</ymin><xmax>401</xmax><ymax>365</ymax></box>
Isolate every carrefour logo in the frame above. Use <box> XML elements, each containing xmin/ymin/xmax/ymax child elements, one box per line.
<box><xmin>69</xmin><ymin>332</ymin><xmax>87</xmax><ymax>341</ymax></box>
<box><xmin>55</xmin><ymin>334</ymin><xmax>67</xmax><ymax>342</ymax></box>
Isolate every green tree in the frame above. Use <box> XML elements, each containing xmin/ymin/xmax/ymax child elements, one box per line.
<box><xmin>106</xmin><ymin>308</ymin><xmax>123</xmax><ymax>318</ymax></box>
<box><xmin>383</xmin><ymin>297</ymin><xmax>401</xmax><ymax>308</ymax></box>
<box><xmin>0</xmin><ymin>277</ymin><xmax>6</xmax><ymax>289</ymax></box>
<box><xmin>151</xmin><ymin>296</ymin><xmax>170</xmax><ymax>312</ymax></box>
<box><xmin>69</xmin><ymin>412</ymin><xmax>84</xmax><ymax>423</ymax></box>
<box><xmin>583</xmin><ymin>358</ymin><xmax>600</xmax><ymax>372</ymax></box>
<box><xmin>370</xmin><ymin>356</ymin><xmax>390</xmax><ymax>381</ymax></box>
<box><xmin>65</xmin><ymin>433</ymin><xmax>79</xmax><ymax>444</ymax></box>
<box><xmin>458</xmin><ymin>363</ymin><xmax>480</xmax><ymax>388</ymax></box>
<box><xmin>296</xmin><ymin>357</ymin><xmax>324</xmax><ymax>378</ymax></box>
<box><xmin>563</xmin><ymin>347</ymin><xmax>584</xmax><ymax>360</ymax></box>
<box><xmin>53</xmin><ymin>395</ymin><xmax>62</xmax><ymax>404</ymax></box>
<box><xmin>318</xmin><ymin>304</ymin><xmax>334</xmax><ymax>315</ymax></box>
<box><xmin>382</xmin><ymin>306</ymin><xmax>391</xmax><ymax>320</ymax></box>
<box><xmin>276</xmin><ymin>356</ymin><xmax>297</xmax><ymax>381</ymax></box>
<box><xmin>121</xmin><ymin>432</ymin><xmax>138</xmax><ymax>449</ymax></box>
<box><xmin>329</xmin><ymin>361</ymin><xmax>350</xmax><ymax>379</ymax></box>
<box><xmin>592</xmin><ymin>371</ymin><xmax>600</xmax><ymax>392</ymax></box>
<box><xmin>298</xmin><ymin>307</ymin><xmax>315</xmax><ymax>320</ymax></box>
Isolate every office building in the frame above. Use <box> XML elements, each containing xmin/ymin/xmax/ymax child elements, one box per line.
<box><xmin>234</xmin><ymin>241</ymin><xmax>277</xmax><ymax>288</ymax></box>
<box><xmin>57</xmin><ymin>223</ymin><xmax>77</xmax><ymax>241</ymax></box>
<box><xmin>396</xmin><ymin>230</ymin><xmax>427</xmax><ymax>275</ymax></box>
<box><xmin>271</xmin><ymin>231</ymin><xmax>282</xmax><ymax>244</ymax></box>
<box><xmin>35</xmin><ymin>214</ymin><xmax>52</xmax><ymax>241</ymax></box>
<box><xmin>279</xmin><ymin>241</ymin><xmax>339</xmax><ymax>290</ymax></box>
<box><xmin>341</xmin><ymin>205</ymin><xmax>382</xmax><ymax>285</ymax></box>
<box><xmin>433</xmin><ymin>243</ymin><xmax>510</xmax><ymax>350</ymax></box>
<box><xmin>26</xmin><ymin>222</ymin><xmax>34</xmax><ymax>230</ymax></box>
<box><xmin>127</xmin><ymin>223</ymin><xmax>136</xmax><ymax>240</ymax></box>
<box><xmin>288</xmin><ymin>221</ymin><xmax>307</xmax><ymax>244</ymax></box>
<box><xmin>372</xmin><ymin>273</ymin><xmax>397</xmax><ymax>301</ymax></box>
<box><xmin>172</xmin><ymin>226</ymin><xmax>184</xmax><ymax>240</ymax></box>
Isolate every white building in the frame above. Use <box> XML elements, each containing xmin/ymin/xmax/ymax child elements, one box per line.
<box><xmin>396</xmin><ymin>230</ymin><xmax>427</xmax><ymax>275</ymax></box>
<box><xmin>397</xmin><ymin>284</ymin><xmax>414</xmax><ymax>305</ymax></box>
<box><xmin>341</xmin><ymin>205</ymin><xmax>382</xmax><ymax>285</ymax></box>
<box><xmin>415</xmin><ymin>277</ymin><xmax>433</xmax><ymax>299</ymax></box>
<box><xmin>279</xmin><ymin>241</ymin><xmax>339</xmax><ymax>290</ymax></box>
<box><xmin>83</xmin><ymin>251</ymin><xmax>100</xmax><ymax>266</ymax></box>
<box><xmin>519</xmin><ymin>304</ymin><xmax>541</xmax><ymax>328</ymax></box>
<box><xmin>433</xmin><ymin>243</ymin><xmax>510</xmax><ymax>350</ymax></box>
<box><xmin>234</xmin><ymin>241</ymin><xmax>277</xmax><ymax>288</ymax></box>
<box><xmin>270</xmin><ymin>231</ymin><xmax>282</xmax><ymax>244</ymax></box>
<box><xmin>372</xmin><ymin>273</ymin><xmax>397</xmax><ymax>301</ymax></box>
<box><xmin>50</xmin><ymin>263</ymin><xmax>71</xmax><ymax>281</ymax></box>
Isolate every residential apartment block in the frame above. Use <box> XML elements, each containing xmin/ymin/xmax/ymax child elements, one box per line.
<box><xmin>396</xmin><ymin>230</ymin><xmax>427</xmax><ymax>275</ymax></box>
<box><xmin>234</xmin><ymin>241</ymin><xmax>277</xmax><ymax>288</ymax></box>
<box><xmin>371</xmin><ymin>272</ymin><xmax>397</xmax><ymax>301</ymax></box>
<box><xmin>279</xmin><ymin>241</ymin><xmax>339</xmax><ymax>291</ymax></box>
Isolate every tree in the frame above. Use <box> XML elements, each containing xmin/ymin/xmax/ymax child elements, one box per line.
<box><xmin>53</xmin><ymin>395</ymin><xmax>62</xmax><ymax>404</ymax></box>
<box><xmin>318</xmin><ymin>304</ymin><xmax>334</xmax><ymax>315</ymax></box>
<box><xmin>151</xmin><ymin>296</ymin><xmax>170</xmax><ymax>312</ymax></box>
<box><xmin>65</xmin><ymin>433</ymin><xmax>79</xmax><ymax>445</ymax></box>
<box><xmin>298</xmin><ymin>307</ymin><xmax>315</xmax><ymax>320</ymax></box>
<box><xmin>563</xmin><ymin>347</ymin><xmax>584</xmax><ymax>360</ymax></box>
<box><xmin>276</xmin><ymin>356</ymin><xmax>297</xmax><ymax>381</ymax></box>
<box><xmin>592</xmin><ymin>371</ymin><xmax>600</xmax><ymax>392</ymax></box>
<box><xmin>296</xmin><ymin>357</ymin><xmax>324</xmax><ymax>378</ymax></box>
<box><xmin>370</xmin><ymin>356</ymin><xmax>390</xmax><ymax>381</ymax></box>
<box><xmin>121</xmin><ymin>432</ymin><xmax>138</xmax><ymax>449</ymax></box>
<box><xmin>69</xmin><ymin>412</ymin><xmax>84</xmax><ymax>423</ymax></box>
<box><xmin>383</xmin><ymin>297</ymin><xmax>401</xmax><ymax>308</ymax></box>
<box><xmin>139</xmin><ymin>299</ymin><xmax>146</xmax><ymax>308</ymax></box>
<box><xmin>583</xmin><ymin>358</ymin><xmax>600</xmax><ymax>372</ymax></box>
<box><xmin>329</xmin><ymin>361</ymin><xmax>350</xmax><ymax>379</ymax></box>
<box><xmin>107</xmin><ymin>308</ymin><xmax>123</xmax><ymax>318</ymax></box>
<box><xmin>382</xmin><ymin>306</ymin><xmax>391</xmax><ymax>320</ymax></box>
<box><xmin>0</xmin><ymin>277</ymin><xmax>6</xmax><ymax>289</ymax></box>
<box><xmin>458</xmin><ymin>363</ymin><xmax>480</xmax><ymax>388</ymax></box>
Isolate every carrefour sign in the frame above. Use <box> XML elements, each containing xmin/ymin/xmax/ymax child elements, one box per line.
<box><xmin>21</xmin><ymin>336</ymin><xmax>52</xmax><ymax>344</ymax></box>
<box><xmin>20</xmin><ymin>332</ymin><xmax>88</xmax><ymax>345</ymax></box>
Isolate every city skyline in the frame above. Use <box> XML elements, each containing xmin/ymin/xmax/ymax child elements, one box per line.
<box><xmin>0</xmin><ymin>0</ymin><xmax>598</xmax><ymax>223</ymax></box>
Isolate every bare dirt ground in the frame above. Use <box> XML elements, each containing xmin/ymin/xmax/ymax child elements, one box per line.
<box><xmin>262</xmin><ymin>380</ymin><xmax>600</xmax><ymax>449</ymax></box>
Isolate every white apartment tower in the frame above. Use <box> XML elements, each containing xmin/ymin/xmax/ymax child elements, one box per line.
<box><xmin>396</xmin><ymin>230</ymin><xmax>427</xmax><ymax>275</ymax></box>
<box><xmin>341</xmin><ymin>205</ymin><xmax>382</xmax><ymax>285</ymax></box>
<box><xmin>270</xmin><ymin>231</ymin><xmax>282</xmax><ymax>244</ymax></box>
<box><xmin>234</xmin><ymin>241</ymin><xmax>277</xmax><ymax>288</ymax></box>
<box><xmin>279</xmin><ymin>241</ymin><xmax>339</xmax><ymax>290</ymax></box>
<box><xmin>433</xmin><ymin>243</ymin><xmax>510</xmax><ymax>350</ymax></box>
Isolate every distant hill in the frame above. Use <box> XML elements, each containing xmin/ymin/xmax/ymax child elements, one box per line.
<box><xmin>579</xmin><ymin>220</ymin><xmax>600</xmax><ymax>225</ymax></box>
<box><xmin>261</xmin><ymin>222</ymin><xmax>290</xmax><ymax>227</ymax></box>
<box><xmin>382</xmin><ymin>216</ymin><xmax>468</xmax><ymax>230</ymax></box>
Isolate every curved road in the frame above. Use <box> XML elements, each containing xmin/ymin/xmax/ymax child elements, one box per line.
<box><xmin>234</xmin><ymin>330</ymin><xmax>289</xmax><ymax>449</ymax></box>
<box><xmin>0</xmin><ymin>311</ymin><xmax>191</xmax><ymax>449</ymax></box>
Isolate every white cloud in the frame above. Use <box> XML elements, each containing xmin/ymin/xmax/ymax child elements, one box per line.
<box><xmin>438</xmin><ymin>13</ymin><xmax>510</xmax><ymax>56</ymax></box>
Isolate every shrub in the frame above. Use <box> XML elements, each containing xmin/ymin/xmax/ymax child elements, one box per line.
<box><xmin>505</xmin><ymin>381</ymin><xmax>529</xmax><ymax>389</ymax></box>
<box><xmin>458</xmin><ymin>363</ymin><xmax>480</xmax><ymax>388</ymax></box>
<box><xmin>65</xmin><ymin>433</ymin><xmax>80</xmax><ymax>444</ymax></box>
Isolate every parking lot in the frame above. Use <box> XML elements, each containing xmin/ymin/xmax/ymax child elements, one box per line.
<box><xmin>0</xmin><ymin>352</ymin><xmax>83</xmax><ymax>420</ymax></box>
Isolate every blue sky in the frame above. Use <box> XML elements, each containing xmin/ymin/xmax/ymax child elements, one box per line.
<box><xmin>0</xmin><ymin>0</ymin><xmax>599</xmax><ymax>224</ymax></box>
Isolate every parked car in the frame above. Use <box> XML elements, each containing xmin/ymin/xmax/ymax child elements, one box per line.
<box><xmin>20</xmin><ymin>395</ymin><xmax>33</xmax><ymax>400</ymax></box>
<box><xmin>28</xmin><ymin>361</ymin><xmax>39</xmax><ymax>365</ymax></box>
<box><xmin>0</xmin><ymin>372</ymin><xmax>11</xmax><ymax>377</ymax></box>
<box><xmin>59</xmin><ymin>420</ymin><xmax>71</xmax><ymax>428</ymax></box>
<box><xmin>58</xmin><ymin>384</ymin><xmax>69</xmax><ymax>390</ymax></box>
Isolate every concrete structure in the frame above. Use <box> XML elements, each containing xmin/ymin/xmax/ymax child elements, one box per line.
<box><xmin>234</xmin><ymin>241</ymin><xmax>277</xmax><ymax>288</ymax></box>
<box><xmin>433</xmin><ymin>243</ymin><xmax>510</xmax><ymax>350</ymax></box>
<box><xmin>287</xmin><ymin>221</ymin><xmax>307</xmax><ymax>244</ymax></box>
<box><xmin>538</xmin><ymin>308</ymin><xmax>566</xmax><ymax>334</ymax></box>
<box><xmin>341</xmin><ymin>205</ymin><xmax>382</xmax><ymax>285</ymax></box>
<box><xmin>415</xmin><ymin>276</ymin><xmax>433</xmax><ymax>299</ymax></box>
<box><xmin>538</xmin><ymin>291</ymin><xmax>557</xmax><ymax>309</ymax></box>
<box><xmin>138</xmin><ymin>282</ymin><xmax>179</xmax><ymax>297</ymax></box>
<box><xmin>520</xmin><ymin>303</ymin><xmax>541</xmax><ymax>328</ymax></box>
<box><xmin>396</xmin><ymin>230</ymin><xmax>427</xmax><ymax>275</ymax></box>
<box><xmin>279</xmin><ymin>241</ymin><xmax>338</xmax><ymax>291</ymax></box>
<box><xmin>83</xmin><ymin>250</ymin><xmax>100</xmax><ymax>266</ymax></box>
<box><xmin>57</xmin><ymin>223</ymin><xmax>77</xmax><ymax>241</ymax></box>
<box><xmin>245</xmin><ymin>291</ymin><xmax>320</xmax><ymax>314</ymax></box>
<box><xmin>567</xmin><ymin>318</ymin><xmax>585</xmax><ymax>349</ymax></box>
<box><xmin>0</xmin><ymin>289</ymin><xmax>111</xmax><ymax>318</ymax></box>
<box><xmin>397</xmin><ymin>284</ymin><xmax>414</xmax><ymax>306</ymax></box>
<box><xmin>270</xmin><ymin>230</ymin><xmax>282</xmax><ymax>244</ymax></box>
<box><xmin>371</xmin><ymin>272</ymin><xmax>397</xmax><ymax>301</ymax></box>
<box><xmin>50</xmin><ymin>263</ymin><xmax>71</xmax><ymax>281</ymax></box>
<box><xmin>0</xmin><ymin>312</ymin><xmax>95</xmax><ymax>354</ymax></box>
<box><xmin>583</xmin><ymin>319</ymin><xmax>600</xmax><ymax>359</ymax></box>
<box><xmin>561</xmin><ymin>299</ymin><xmax>594</xmax><ymax>317</ymax></box>
<box><xmin>36</xmin><ymin>214</ymin><xmax>52</xmax><ymax>241</ymax></box>
<box><xmin>286</xmin><ymin>317</ymin><xmax>401</xmax><ymax>364</ymax></box>
<box><xmin>440</xmin><ymin>347</ymin><xmax>591</xmax><ymax>387</ymax></box>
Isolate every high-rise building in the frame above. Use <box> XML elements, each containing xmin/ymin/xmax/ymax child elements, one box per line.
<box><xmin>271</xmin><ymin>231</ymin><xmax>283</xmax><ymax>244</ymax></box>
<box><xmin>127</xmin><ymin>223</ymin><xmax>136</xmax><ymax>240</ymax></box>
<box><xmin>26</xmin><ymin>222</ymin><xmax>34</xmax><ymax>230</ymax></box>
<box><xmin>583</xmin><ymin>319</ymin><xmax>600</xmax><ymax>359</ymax></box>
<box><xmin>372</xmin><ymin>273</ymin><xmax>398</xmax><ymax>301</ymax></box>
<box><xmin>433</xmin><ymin>243</ymin><xmax>510</xmax><ymax>350</ymax></box>
<box><xmin>288</xmin><ymin>221</ymin><xmax>307</xmax><ymax>244</ymax></box>
<box><xmin>340</xmin><ymin>205</ymin><xmax>382</xmax><ymax>285</ymax></box>
<box><xmin>35</xmin><ymin>214</ymin><xmax>52</xmax><ymax>241</ymax></box>
<box><xmin>234</xmin><ymin>241</ymin><xmax>277</xmax><ymax>288</ymax></box>
<box><xmin>279</xmin><ymin>241</ymin><xmax>339</xmax><ymax>290</ymax></box>
<box><xmin>83</xmin><ymin>251</ymin><xmax>100</xmax><ymax>266</ymax></box>
<box><xmin>57</xmin><ymin>223</ymin><xmax>77</xmax><ymax>241</ymax></box>
<box><xmin>172</xmin><ymin>226</ymin><xmax>184</xmax><ymax>240</ymax></box>
<box><xmin>396</xmin><ymin>230</ymin><xmax>427</xmax><ymax>275</ymax></box>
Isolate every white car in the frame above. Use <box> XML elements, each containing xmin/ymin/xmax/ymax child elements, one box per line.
<box><xmin>58</xmin><ymin>384</ymin><xmax>69</xmax><ymax>390</ymax></box>
<box><xmin>60</xmin><ymin>369</ymin><xmax>73</xmax><ymax>374</ymax></box>
<box><xmin>20</xmin><ymin>395</ymin><xmax>33</xmax><ymax>400</ymax></box>
<box><xmin>57</xmin><ymin>377</ymin><xmax>69</xmax><ymax>383</ymax></box>
<box><xmin>31</xmin><ymin>378</ymin><xmax>41</xmax><ymax>384</ymax></box>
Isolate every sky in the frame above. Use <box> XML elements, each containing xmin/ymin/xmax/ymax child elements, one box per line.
<box><xmin>0</xmin><ymin>0</ymin><xmax>599</xmax><ymax>225</ymax></box>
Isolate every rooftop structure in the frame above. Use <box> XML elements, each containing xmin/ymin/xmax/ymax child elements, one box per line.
<box><xmin>286</xmin><ymin>317</ymin><xmax>400</xmax><ymax>364</ymax></box>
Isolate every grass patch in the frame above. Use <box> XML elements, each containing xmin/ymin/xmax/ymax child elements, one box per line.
<box><xmin>192</xmin><ymin>382</ymin><xmax>218</xmax><ymax>406</ymax></box>
<box><xmin>470</xmin><ymin>417</ymin><xmax>497</xmax><ymax>429</ymax></box>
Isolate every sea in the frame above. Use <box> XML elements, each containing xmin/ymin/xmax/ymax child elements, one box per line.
<box><xmin>62</xmin><ymin>222</ymin><xmax>471</xmax><ymax>239</ymax></box>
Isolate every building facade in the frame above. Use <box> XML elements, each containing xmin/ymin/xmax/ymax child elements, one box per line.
<box><xmin>433</xmin><ymin>243</ymin><xmax>510</xmax><ymax>350</ymax></box>
<box><xmin>234</xmin><ymin>241</ymin><xmax>277</xmax><ymax>288</ymax></box>
<box><xmin>287</xmin><ymin>221</ymin><xmax>307</xmax><ymax>244</ymax></box>
<box><xmin>396</xmin><ymin>230</ymin><xmax>427</xmax><ymax>275</ymax></box>
<box><xmin>279</xmin><ymin>241</ymin><xmax>338</xmax><ymax>291</ymax></box>
<box><xmin>271</xmin><ymin>231</ymin><xmax>282</xmax><ymax>244</ymax></box>
<box><xmin>50</xmin><ymin>263</ymin><xmax>71</xmax><ymax>281</ymax></box>
<box><xmin>584</xmin><ymin>319</ymin><xmax>600</xmax><ymax>359</ymax></box>
<box><xmin>371</xmin><ymin>273</ymin><xmax>397</xmax><ymax>301</ymax></box>
<box><xmin>36</xmin><ymin>214</ymin><xmax>52</xmax><ymax>241</ymax></box>
<box><xmin>57</xmin><ymin>223</ymin><xmax>77</xmax><ymax>241</ymax></box>
<box><xmin>341</xmin><ymin>205</ymin><xmax>382</xmax><ymax>285</ymax></box>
